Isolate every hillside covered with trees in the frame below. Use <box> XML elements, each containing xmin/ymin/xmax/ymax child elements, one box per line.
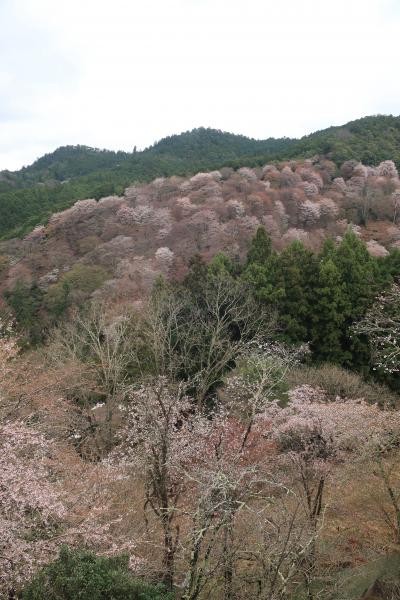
<box><xmin>1</xmin><ymin>114</ymin><xmax>400</xmax><ymax>239</ymax></box>
<box><xmin>3</xmin><ymin>121</ymin><xmax>400</xmax><ymax>597</ymax></box>
<box><xmin>2</xmin><ymin>236</ymin><xmax>400</xmax><ymax>597</ymax></box>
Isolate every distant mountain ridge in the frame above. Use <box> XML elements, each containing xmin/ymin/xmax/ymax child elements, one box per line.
<box><xmin>1</xmin><ymin>115</ymin><xmax>400</xmax><ymax>238</ymax></box>
<box><xmin>1</xmin><ymin>128</ymin><xmax>294</xmax><ymax>189</ymax></box>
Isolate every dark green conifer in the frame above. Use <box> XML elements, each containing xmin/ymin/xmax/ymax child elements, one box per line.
<box><xmin>311</xmin><ymin>258</ymin><xmax>346</xmax><ymax>362</ymax></box>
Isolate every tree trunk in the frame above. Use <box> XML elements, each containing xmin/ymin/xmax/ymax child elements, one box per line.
<box><xmin>161</xmin><ymin>517</ymin><xmax>175</xmax><ymax>590</ymax></box>
<box><xmin>223</xmin><ymin>512</ymin><xmax>235</xmax><ymax>600</ymax></box>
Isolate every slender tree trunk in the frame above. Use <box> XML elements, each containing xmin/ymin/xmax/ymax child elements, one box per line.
<box><xmin>377</xmin><ymin>456</ymin><xmax>400</xmax><ymax>544</ymax></box>
<box><xmin>183</xmin><ymin>516</ymin><xmax>224</xmax><ymax>600</ymax></box>
<box><xmin>162</xmin><ymin>522</ymin><xmax>175</xmax><ymax>590</ymax></box>
<box><xmin>223</xmin><ymin>513</ymin><xmax>234</xmax><ymax>600</ymax></box>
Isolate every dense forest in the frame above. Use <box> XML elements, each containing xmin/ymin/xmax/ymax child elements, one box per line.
<box><xmin>2</xmin><ymin>224</ymin><xmax>400</xmax><ymax>598</ymax></box>
<box><xmin>3</xmin><ymin>130</ymin><xmax>400</xmax><ymax>597</ymax></box>
<box><xmin>1</xmin><ymin>114</ymin><xmax>400</xmax><ymax>239</ymax></box>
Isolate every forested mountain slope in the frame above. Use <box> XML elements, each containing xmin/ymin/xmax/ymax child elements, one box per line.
<box><xmin>1</xmin><ymin>115</ymin><xmax>400</xmax><ymax>239</ymax></box>
<box><xmin>2</xmin><ymin>154</ymin><xmax>400</xmax><ymax>349</ymax></box>
<box><xmin>0</xmin><ymin>129</ymin><xmax>292</xmax><ymax>191</ymax></box>
<box><xmin>3</xmin><ymin>154</ymin><xmax>400</xmax><ymax>598</ymax></box>
<box><xmin>286</xmin><ymin>114</ymin><xmax>400</xmax><ymax>165</ymax></box>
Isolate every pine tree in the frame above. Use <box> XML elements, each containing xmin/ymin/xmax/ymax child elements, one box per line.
<box><xmin>380</xmin><ymin>247</ymin><xmax>400</xmax><ymax>282</ymax></box>
<box><xmin>245</xmin><ymin>226</ymin><xmax>272</xmax><ymax>266</ymax></box>
<box><xmin>243</xmin><ymin>228</ymin><xmax>284</xmax><ymax>306</ymax></box>
<box><xmin>333</xmin><ymin>228</ymin><xmax>377</xmax><ymax>320</ymax></box>
<box><xmin>183</xmin><ymin>254</ymin><xmax>208</xmax><ymax>299</ymax></box>
<box><xmin>311</xmin><ymin>258</ymin><xmax>346</xmax><ymax>362</ymax></box>
<box><xmin>320</xmin><ymin>236</ymin><xmax>336</xmax><ymax>260</ymax></box>
<box><xmin>208</xmin><ymin>252</ymin><xmax>236</xmax><ymax>278</ymax></box>
<box><xmin>332</xmin><ymin>228</ymin><xmax>378</xmax><ymax>368</ymax></box>
<box><xmin>275</xmin><ymin>241</ymin><xmax>318</xmax><ymax>342</ymax></box>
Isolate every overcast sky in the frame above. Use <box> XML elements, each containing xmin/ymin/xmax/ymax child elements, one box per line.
<box><xmin>1</xmin><ymin>0</ymin><xmax>400</xmax><ymax>170</ymax></box>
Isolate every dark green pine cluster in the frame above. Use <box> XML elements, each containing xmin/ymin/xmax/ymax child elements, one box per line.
<box><xmin>243</xmin><ymin>227</ymin><xmax>400</xmax><ymax>373</ymax></box>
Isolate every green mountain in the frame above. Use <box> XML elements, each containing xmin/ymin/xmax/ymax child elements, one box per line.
<box><xmin>1</xmin><ymin>115</ymin><xmax>400</xmax><ymax>239</ymax></box>
<box><xmin>286</xmin><ymin>114</ymin><xmax>400</xmax><ymax>165</ymax></box>
<box><xmin>1</xmin><ymin>129</ymin><xmax>293</xmax><ymax>191</ymax></box>
<box><xmin>144</xmin><ymin>127</ymin><xmax>292</xmax><ymax>161</ymax></box>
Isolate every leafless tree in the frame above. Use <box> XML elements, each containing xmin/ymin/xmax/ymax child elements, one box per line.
<box><xmin>144</xmin><ymin>275</ymin><xmax>266</xmax><ymax>406</ymax></box>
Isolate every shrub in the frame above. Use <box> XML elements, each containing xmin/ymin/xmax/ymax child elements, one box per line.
<box><xmin>22</xmin><ymin>546</ymin><xmax>174</xmax><ymax>600</ymax></box>
<box><xmin>287</xmin><ymin>363</ymin><xmax>398</xmax><ymax>407</ymax></box>
<box><xmin>4</xmin><ymin>281</ymin><xmax>46</xmax><ymax>345</ymax></box>
<box><xmin>44</xmin><ymin>264</ymin><xmax>109</xmax><ymax>316</ymax></box>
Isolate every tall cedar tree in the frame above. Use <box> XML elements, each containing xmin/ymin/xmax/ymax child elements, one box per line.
<box><xmin>275</xmin><ymin>241</ymin><xmax>317</xmax><ymax>343</ymax></box>
<box><xmin>311</xmin><ymin>258</ymin><xmax>346</xmax><ymax>362</ymax></box>
<box><xmin>332</xmin><ymin>228</ymin><xmax>379</xmax><ymax>368</ymax></box>
<box><xmin>243</xmin><ymin>227</ymin><xmax>284</xmax><ymax>306</ymax></box>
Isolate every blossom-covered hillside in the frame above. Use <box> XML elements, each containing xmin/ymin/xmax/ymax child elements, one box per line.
<box><xmin>2</xmin><ymin>115</ymin><xmax>400</xmax><ymax>240</ymax></box>
<box><xmin>1</xmin><ymin>156</ymin><xmax>399</xmax><ymax>308</ymax></box>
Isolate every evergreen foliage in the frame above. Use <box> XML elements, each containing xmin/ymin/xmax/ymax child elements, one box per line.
<box><xmin>21</xmin><ymin>546</ymin><xmax>173</xmax><ymax>600</ymax></box>
<box><xmin>311</xmin><ymin>258</ymin><xmax>345</xmax><ymax>362</ymax></box>
<box><xmin>274</xmin><ymin>241</ymin><xmax>317</xmax><ymax>342</ymax></box>
<box><xmin>4</xmin><ymin>282</ymin><xmax>45</xmax><ymax>346</ymax></box>
<box><xmin>285</xmin><ymin>114</ymin><xmax>400</xmax><ymax>166</ymax></box>
<box><xmin>5</xmin><ymin>264</ymin><xmax>109</xmax><ymax>345</ymax></box>
<box><xmin>243</xmin><ymin>227</ymin><xmax>400</xmax><ymax>373</ymax></box>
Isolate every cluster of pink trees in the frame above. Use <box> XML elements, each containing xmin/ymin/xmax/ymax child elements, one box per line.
<box><xmin>0</xmin><ymin>421</ymin><xmax>66</xmax><ymax>593</ymax></box>
<box><xmin>0</xmin><ymin>324</ymin><xmax>63</xmax><ymax>592</ymax></box>
<box><xmin>0</xmin><ymin>319</ymin><xmax>142</xmax><ymax>596</ymax></box>
<box><xmin>107</xmin><ymin>341</ymin><xmax>400</xmax><ymax>598</ymax></box>
<box><xmin>8</xmin><ymin>154</ymin><xmax>400</xmax><ymax>310</ymax></box>
<box><xmin>2</xmin><ymin>292</ymin><xmax>400</xmax><ymax>599</ymax></box>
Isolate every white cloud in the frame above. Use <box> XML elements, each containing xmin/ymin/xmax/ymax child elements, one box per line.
<box><xmin>1</xmin><ymin>0</ymin><xmax>400</xmax><ymax>169</ymax></box>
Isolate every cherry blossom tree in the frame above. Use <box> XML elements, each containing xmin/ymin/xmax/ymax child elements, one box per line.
<box><xmin>301</xmin><ymin>182</ymin><xmax>319</xmax><ymax>199</ymax></box>
<box><xmin>258</xmin><ymin>383</ymin><xmax>400</xmax><ymax>596</ymax></box>
<box><xmin>23</xmin><ymin>225</ymin><xmax>46</xmax><ymax>244</ymax></box>
<box><xmin>49</xmin><ymin>199</ymin><xmax>98</xmax><ymax>228</ymax></box>
<box><xmin>155</xmin><ymin>247</ymin><xmax>174</xmax><ymax>273</ymax></box>
<box><xmin>111</xmin><ymin>377</ymin><xmax>197</xmax><ymax>590</ymax></box>
<box><xmin>353</xmin><ymin>284</ymin><xmax>400</xmax><ymax>373</ymax></box>
<box><xmin>319</xmin><ymin>197</ymin><xmax>339</xmax><ymax>222</ymax></box>
<box><xmin>366</xmin><ymin>240</ymin><xmax>389</xmax><ymax>257</ymax></box>
<box><xmin>392</xmin><ymin>190</ymin><xmax>400</xmax><ymax>224</ymax></box>
<box><xmin>180</xmin><ymin>411</ymin><xmax>279</xmax><ymax>600</ymax></box>
<box><xmin>221</xmin><ymin>342</ymin><xmax>308</xmax><ymax>441</ymax></box>
<box><xmin>332</xmin><ymin>177</ymin><xmax>347</xmax><ymax>192</ymax></box>
<box><xmin>238</xmin><ymin>167</ymin><xmax>258</xmax><ymax>182</ymax></box>
<box><xmin>352</xmin><ymin>163</ymin><xmax>368</xmax><ymax>178</ymax></box>
<box><xmin>0</xmin><ymin>417</ymin><xmax>143</xmax><ymax>597</ymax></box>
<box><xmin>298</xmin><ymin>168</ymin><xmax>323</xmax><ymax>190</ymax></box>
<box><xmin>280</xmin><ymin>166</ymin><xmax>301</xmax><ymax>188</ymax></box>
<box><xmin>117</xmin><ymin>204</ymin><xmax>154</xmax><ymax>225</ymax></box>
<box><xmin>0</xmin><ymin>422</ymin><xmax>66</xmax><ymax>596</ymax></box>
<box><xmin>378</xmin><ymin>160</ymin><xmax>399</xmax><ymax>179</ymax></box>
<box><xmin>180</xmin><ymin>345</ymin><xmax>310</xmax><ymax>600</ymax></box>
<box><xmin>298</xmin><ymin>200</ymin><xmax>320</xmax><ymax>227</ymax></box>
